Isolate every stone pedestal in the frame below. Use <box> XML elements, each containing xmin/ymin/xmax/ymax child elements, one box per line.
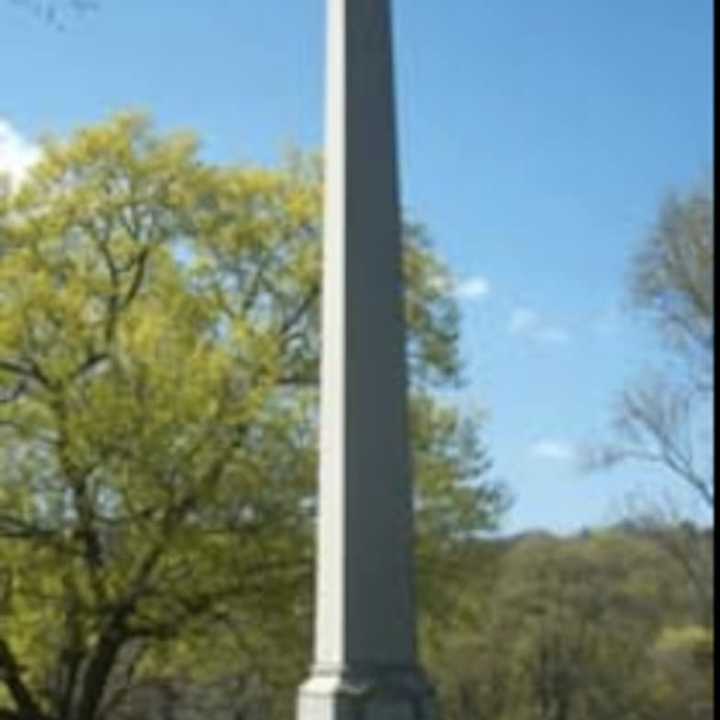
<box><xmin>299</xmin><ymin>665</ymin><xmax>435</xmax><ymax>720</ymax></box>
<box><xmin>296</xmin><ymin>1</ymin><xmax>435</xmax><ymax>719</ymax></box>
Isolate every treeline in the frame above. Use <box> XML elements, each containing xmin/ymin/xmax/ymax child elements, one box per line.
<box><xmin>65</xmin><ymin>526</ymin><xmax>715</xmax><ymax>720</ymax></box>
<box><xmin>426</xmin><ymin>525</ymin><xmax>714</xmax><ymax>720</ymax></box>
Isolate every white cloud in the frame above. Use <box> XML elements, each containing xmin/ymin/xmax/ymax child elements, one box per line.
<box><xmin>0</xmin><ymin>119</ymin><xmax>40</xmax><ymax>188</ymax></box>
<box><xmin>535</xmin><ymin>327</ymin><xmax>571</xmax><ymax>344</ymax></box>
<box><xmin>530</xmin><ymin>440</ymin><xmax>577</xmax><ymax>461</ymax></box>
<box><xmin>509</xmin><ymin>308</ymin><xmax>539</xmax><ymax>334</ymax></box>
<box><xmin>509</xmin><ymin>307</ymin><xmax>570</xmax><ymax>344</ymax></box>
<box><xmin>427</xmin><ymin>273</ymin><xmax>492</xmax><ymax>302</ymax></box>
<box><xmin>456</xmin><ymin>275</ymin><xmax>491</xmax><ymax>300</ymax></box>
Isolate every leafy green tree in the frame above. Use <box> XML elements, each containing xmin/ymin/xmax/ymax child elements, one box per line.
<box><xmin>0</xmin><ymin>114</ymin><xmax>507</xmax><ymax>720</ymax></box>
<box><xmin>648</xmin><ymin>624</ymin><xmax>714</xmax><ymax>720</ymax></box>
<box><xmin>427</xmin><ymin>530</ymin><xmax>696</xmax><ymax>720</ymax></box>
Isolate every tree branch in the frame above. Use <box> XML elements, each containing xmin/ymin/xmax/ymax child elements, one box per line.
<box><xmin>0</xmin><ymin>638</ymin><xmax>50</xmax><ymax>720</ymax></box>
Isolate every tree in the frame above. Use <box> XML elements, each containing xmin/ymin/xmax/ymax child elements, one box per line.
<box><xmin>649</xmin><ymin>624</ymin><xmax>714</xmax><ymax>720</ymax></box>
<box><xmin>616</xmin><ymin>492</ymin><xmax>715</xmax><ymax>628</ymax></box>
<box><xmin>586</xmin><ymin>186</ymin><xmax>714</xmax><ymax>506</ymax></box>
<box><xmin>427</xmin><ymin>530</ymin><xmax>705</xmax><ymax>720</ymax></box>
<box><xmin>584</xmin><ymin>183</ymin><xmax>714</xmax><ymax>628</ymax></box>
<box><xmin>632</xmin><ymin>188</ymin><xmax>714</xmax><ymax>374</ymax></box>
<box><xmin>0</xmin><ymin>114</ymin><xmax>507</xmax><ymax>720</ymax></box>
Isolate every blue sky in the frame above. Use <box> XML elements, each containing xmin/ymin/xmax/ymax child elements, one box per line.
<box><xmin>0</xmin><ymin>0</ymin><xmax>714</xmax><ymax>534</ymax></box>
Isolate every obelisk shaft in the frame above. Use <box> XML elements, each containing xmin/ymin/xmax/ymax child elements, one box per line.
<box><xmin>297</xmin><ymin>1</ymin><xmax>434</xmax><ymax>718</ymax></box>
<box><xmin>316</xmin><ymin>0</ymin><xmax>415</xmax><ymax>668</ymax></box>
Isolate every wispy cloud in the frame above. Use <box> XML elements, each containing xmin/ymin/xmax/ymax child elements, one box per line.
<box><xmin>529</xmin><ymin>439</ymin><xmax>577</xmax><ymax>461</ymax></box>
<box><xmin>427</xmin><ymin>273</ymin><xmax>492</xmax><ymax>302</ymax></box>
<box><xmin>456</xmin><ymin>275</ymin><xmax>491</xmax><ymax>300</ymax></box>
<box><xmin>509</xmin><ymin>308</ymin><xmax>539</xmax><ymax>334</ymax></box>
<box><xmin>535</xmin><ymin>326</ymin><xmax>571</xmax><ymax>344</ymax></box>
<box><xmin>509</xmin><ymin>307</ymin><xmax>570</xmax><ymax>344</ymax></box>
<box><xmin>0</xmin><ymin>119</ymin><xmax>40</xmax><ymax>188</ymax></box>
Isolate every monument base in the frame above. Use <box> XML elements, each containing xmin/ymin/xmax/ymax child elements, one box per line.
<box><xmin>297</xmin><ymin>664</ymin><xmax>436</xmax><ymax>720</ymax></box>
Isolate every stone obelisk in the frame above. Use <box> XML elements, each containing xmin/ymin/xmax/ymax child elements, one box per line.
<box><xmin>296</xmin><ymin>1</ymin><xmax>435</xmax><ymax>718</ymax></box>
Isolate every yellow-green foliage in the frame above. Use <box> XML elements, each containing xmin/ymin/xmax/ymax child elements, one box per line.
<box><xmin>0</xmin><ymin>114</ymin><xmax>504</xmax><ymax>720</ymax></box>
<box><xmin>424</xmin><ymin>529</ymin><xmax>714</xmax><ymax>720</ymax></box>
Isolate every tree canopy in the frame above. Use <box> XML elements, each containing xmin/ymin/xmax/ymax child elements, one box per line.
<box><xmin>586</xmin><ymin>184</ymin><xmax>714</xmax><ymax>509</ymax></box>
<box><xmin>584</xmin><ymin>181</ymin><xmax>714</xmax><ymax>635</ymax></box>
<box><xmin>425</xmin><ymin>528</ymin><xmax>714</xmax><ymax>720</ymax></box>
<box><xmin>0</xmin><ymin>113</ymin><xmax>507</xmax><ymax>720</ymax></box>
<box><xmin>631</xmin><ymin>186</ymin><xmax>714</xmax><ymax>367</ymax></box>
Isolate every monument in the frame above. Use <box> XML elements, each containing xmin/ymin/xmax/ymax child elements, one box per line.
<box><xmin>296</xmin><ymin>1</ymin><xmax>435</xmax><ymax>718</ymax></box>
